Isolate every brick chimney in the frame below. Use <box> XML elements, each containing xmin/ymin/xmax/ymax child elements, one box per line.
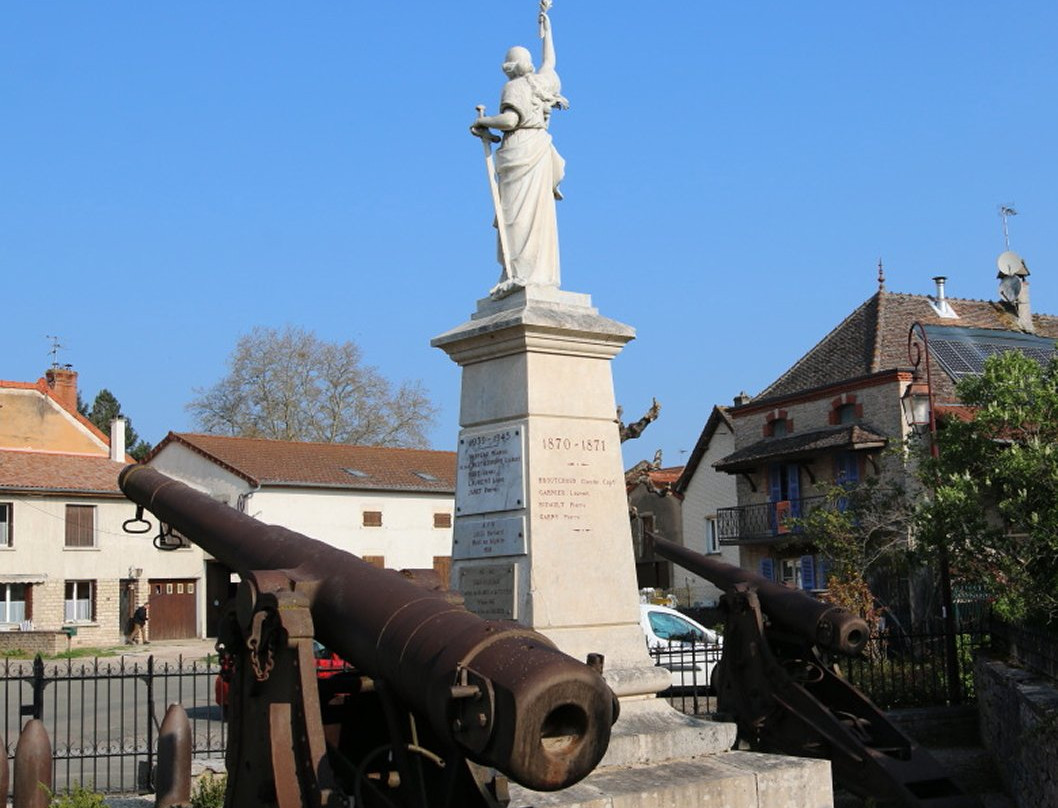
<box><xmin>45</xmin><ymin>366</ymin><xmax>78</xmax><ymax>412</ymax></box>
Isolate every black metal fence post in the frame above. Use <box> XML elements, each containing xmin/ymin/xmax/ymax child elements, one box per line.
<box><xmin>146</xmin><ymin>655</ymin><xmax>156</xmax><ymax>791</ymax></box>
<box><xmin>31</xmin><ymin>656</ymin><xmax>44</xmax><ymax>720</ymax></box>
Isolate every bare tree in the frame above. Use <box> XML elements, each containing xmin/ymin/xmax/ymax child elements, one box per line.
<box><xmin>618</xmin><ymin>398</ymin><xmax>660</xmax><ymax>443</ymax></box>
<box><xmin>187</xmin><ymin>326</ymin><xmax>439</xmax><ymax>448</ymax></box>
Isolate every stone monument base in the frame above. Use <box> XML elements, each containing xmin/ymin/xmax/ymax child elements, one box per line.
<box><xmin>509</xmin><ymin>750</ymin><xmax>832</xmax><ymax>808</ymax></box>
<box><xmin>507</xmin><ymin>700</ymin><xmax>833</xmax><ymax>807</ymax></box>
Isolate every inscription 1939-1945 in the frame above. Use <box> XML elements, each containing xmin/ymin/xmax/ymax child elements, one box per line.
<box><xmin>457</xmin><ymin>427</ymin><xmax>525</xmax><ymax>516</ymax></box>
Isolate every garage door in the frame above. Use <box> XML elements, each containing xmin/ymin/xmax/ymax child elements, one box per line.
<box><xmin>146</xmin><ymin>578</ymin><xmax>198</xmax><ymax>640</ymax></box>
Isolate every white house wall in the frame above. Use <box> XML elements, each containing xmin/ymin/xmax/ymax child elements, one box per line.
<box><xmin>149</xmin><ymin>444</ymin><xmax>252</xmax><ymax>505</ymax></box>
<box><xmin>679</xmin><ymin>420</ymin><xmax>741</xmax><ymax>607</ymax></box>
<box><xmin>0</xmin><ymin>493</ymin><xmax>204</xmax><ymax>645</ymax></box>
<box><xmin>247</xmin><ymin>489</ymin><xmax>454</xmax><ymax>570</ymax></box>
<box><xmin>148</xmin><ymin>443</ymin><xmax>455</xmax><ymax>573</ymax></box>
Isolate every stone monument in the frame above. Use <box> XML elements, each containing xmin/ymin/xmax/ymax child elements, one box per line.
<box><xmin>433</xmin><ymin>4</ymin><xmax>833</xmax><ymax>805</ymax></box>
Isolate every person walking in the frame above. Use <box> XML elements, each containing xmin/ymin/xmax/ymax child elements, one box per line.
<box><xmin>128</xmin><ymin>603</ymin><xmax>148</xmax><ymax>644</ymax></box>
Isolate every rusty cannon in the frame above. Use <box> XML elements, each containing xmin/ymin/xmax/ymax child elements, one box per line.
<box><xmin>119</xmin><ymin>465</ymin><xmax>618</xmax><ymax>808</ymax></box>
<box><xmin>651</xmin><ymin>535</ymin><xmax>983</xmax><ymax>808</ymax></box>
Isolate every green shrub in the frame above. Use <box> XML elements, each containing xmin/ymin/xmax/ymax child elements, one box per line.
<box><xmin>191</xmin><ymin>773</ymin><xmax>227</xmax><ymax>808</ymax></box>
<box><xmin>49</xmin><ymin>784</ymin><xmax>106</xmax><ymax>808</ymax></box>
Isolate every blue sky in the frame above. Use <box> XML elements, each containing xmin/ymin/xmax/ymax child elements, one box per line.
<box><xmin>3</xmin><ymin>3</ymin><xmax>1056</xmax><ymax>467</ymax></box>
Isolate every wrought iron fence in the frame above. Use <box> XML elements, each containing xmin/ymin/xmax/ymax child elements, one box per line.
<box><xmin>716</xmin><ymin>496</ymin><xmax>827</xmax><ymax>543</ymax></box>
<box><xmin>990</xmin><ymin>618</ymin><xmax>1058</xmax><ymax>683</ymax></box>
<box><xmin>648</xmin><ymin>642</ymin><xmax>722</xmax><ymax>717</ymax></box>
<box><xmin>842</xmin><ymin>626</ymin><xmax>991</xmax><ymax>709</ymax></box>
<box><xmin>2</xmin><ymin>655</ymin><xmax>225</xmax><ymax>796</ymax></box>
<box><xmin>649</xmin><ymin>623</ymin><xmax>995</xmax><ymax>715</ymax></box>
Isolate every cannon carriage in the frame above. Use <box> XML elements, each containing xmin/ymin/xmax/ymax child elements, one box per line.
<box><xmin>119</xmin><ymin>465</ymin><xmax>618</xmax><ymax>808</ymax></box>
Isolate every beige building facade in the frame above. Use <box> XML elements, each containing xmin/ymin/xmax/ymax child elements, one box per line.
<box><xmin>0</xmin><ymin>368</ymin><xmax>204</xmax><ymax>652</ymax></box>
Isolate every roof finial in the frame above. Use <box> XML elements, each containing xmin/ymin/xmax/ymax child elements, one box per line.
<box><xmin>877</xmin><ymin>258</ymin><xmax>885</xmax><ymax>291</ymax></box>
<box><xmin>999</xmin><ymin>204</ymin><xmax>1017</xmax><ymax>250</ymax></box>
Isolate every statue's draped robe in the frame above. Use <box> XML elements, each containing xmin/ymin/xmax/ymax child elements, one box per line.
<box><xmin>495</xmin><ymin>69</ymin><xmax>564</xmax><ymax>288</ymax></box>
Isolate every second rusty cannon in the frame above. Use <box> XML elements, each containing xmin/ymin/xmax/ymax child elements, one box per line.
<box><xmin>120</xmin><ymin>464</ymin><xmax>618</xmax><ymax>808</ymax></box>
<box><xmin>652</xmin><ymin>534</ymin><xmax>982</xmax><ymax>808</ymax></box>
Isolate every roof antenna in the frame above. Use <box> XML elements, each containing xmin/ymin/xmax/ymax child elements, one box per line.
<box><xmin>46</xmin><ymin>335</ymin><xmax>65</xmax><ymax>368</ymax></box>
<box><xmin>998</xmin><ymin>204</ymin><xmax>1017</xmax><ymax>250</ymax></box>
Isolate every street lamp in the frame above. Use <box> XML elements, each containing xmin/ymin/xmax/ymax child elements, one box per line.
<box><xmin>905</xmin><ymin>321</ymin><xmax>960</xmax><ymax>704</ymax></box>
<box><xmin>901</xmin><ymin>377</ymin><xmax>933</xmax><ymax>439</ymax></box>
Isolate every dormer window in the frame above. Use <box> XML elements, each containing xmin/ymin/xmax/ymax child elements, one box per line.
<box><xmin>764</xmin><ymin>410</ymin><xmax>792</xmax><ymax>438</ymax></box>
<box><xmin>829</xmin><ymin>395</ymin><xmax>863</xmax><ymax>426</ymax></box>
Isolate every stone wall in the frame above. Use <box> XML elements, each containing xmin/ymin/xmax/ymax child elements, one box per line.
<box><xmin>976</xmin><ymin>656</ymin><xmax>1058</xmax><ymax>805</ymax></box>
<box><xmin>0</xmin><ymin>630</ymin><xmax>68</xmax><ymax>656</ymax></box>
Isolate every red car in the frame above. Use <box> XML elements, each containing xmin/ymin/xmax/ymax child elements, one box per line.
<box><xmin>214</xmin><ymin>640</ymin><xmax>347</xmax><ymax>712</ymax></box>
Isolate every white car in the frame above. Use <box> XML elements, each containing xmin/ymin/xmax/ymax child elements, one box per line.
<box><xmin>640</xmin><ymin>603</ymin><xmax>722</xmax><ymax>691</ymax></box>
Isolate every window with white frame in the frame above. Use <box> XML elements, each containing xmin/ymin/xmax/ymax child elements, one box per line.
<box><xmin>705</xmin><ymin>517</ymin><xmax>719</xmax><ymax>554</ymax></box>
<box><xmin>779</xmin><ymin>558</ymin><xmax>802</xmax><ymax>589</ymax></box>
<box><xmin>0</xmin><ymin>503</ymin><xmax>11</xmax><ymax>547</ymax></box>
<box><xmin>0</xmin><ymin>583</ymin><xmax>27</xmax><ymax>623</ymax></box>
<box><xmin>64</xmin><ymin>580</ymin><xmax>94</xmax><ymax>622</ymax></box>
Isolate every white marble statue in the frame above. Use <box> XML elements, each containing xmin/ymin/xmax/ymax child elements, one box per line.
<box><xmin>471</xmin><ymin>0</ymin><xmax>568</xmax><ymax>299</ymax></box>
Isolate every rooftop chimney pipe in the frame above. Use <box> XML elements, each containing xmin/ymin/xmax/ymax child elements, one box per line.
<box><xmin>933</xmin><ymin>276</ymin><xmax>947</xmax><ymax>303</ymax></box>
<box><xmin>110</xmin><ymin>417</ymin><xmax>127</xmax><ymax>462</ymax></box>
<box><xmin>929</xmin><ymin>276</ymin><xmax>958</xmax><ymax>319</ymax></box>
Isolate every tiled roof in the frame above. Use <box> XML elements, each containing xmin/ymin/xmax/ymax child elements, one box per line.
<box><xmin>647</xmin><ymin>466</ymin><xmax>684</xmax><ymax>485</ymax></box>
<box><xmin>151</xmin><ymin>433</ymin><xmax>457</xmax><ymax>493</ymax></box>
<box><xmin>714</xmin><ymin>424</ymin><xmax>888</xmax><ymax>472</ymax></box>
<box><xmin>625</xmin><ymin>462</ymin><xmax>685</xmax><ymax>495</ymax></box>
<box><xmin>0</xmin><ymin>450</ymin><xmax>124</xmax><ymax>494</ymax></box>
<box><xmin>755</xmin><ymin>292</ymin><xmax>1058</xmax><ymax>405</ymax></box>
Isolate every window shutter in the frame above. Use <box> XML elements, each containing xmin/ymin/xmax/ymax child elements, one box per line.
<box><xmin>787</xmin><ymin>465</ymin><xmax>801</xmax><ymax>517</ymax></box>
<box><xmin>768</xmin><ymin>466</ymin><xmax>782</xmax><ymax>501</ymax></box>
<box><xmin>800</xmin><ymin>555</ymin><xmax>816</xmax><ymax>590</ymax></box>
<box><xmin>768</xmin><ymin>466</ymin><xmax>782</xmax><ymax>532</ymax></box>
<box><xmin>817</xmin><ymin>557</ymin><xmax>830</xmax><ymax>589</ymax></box>
<box><xmin>759</xmin><ymin>558</ymin><xmax>774</xmax><ymax>581</ymax></box>
<box><xmin>65</xmin><ymin>505</ymin><xmax>94</xmax><ymax>547</ymax></box>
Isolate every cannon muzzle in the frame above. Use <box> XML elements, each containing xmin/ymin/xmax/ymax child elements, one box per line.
<box><xmin>651</xmin><ymin>535</ymin><xmax>868</xmax><ymax>656</ymax></box>
<box><xmin>119</xmin><ymin>464</ymin><xmax>615</xmax><ymax>791</ymax></box>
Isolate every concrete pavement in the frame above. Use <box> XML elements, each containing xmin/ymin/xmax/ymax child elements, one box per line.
<box><xmin>116</xmin><ymin>636</ymin><xmax>219</xmax><ymax>665</ymax></box>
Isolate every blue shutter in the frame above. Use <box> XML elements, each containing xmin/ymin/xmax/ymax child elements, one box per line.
<box><xmin>769</xmin><ymin>465</ymin><xmax>782</xmax><ymax>501</ymax></box>
<box><xmin>787</xmin><ymin>464</ymin><xmax>801</xmax><ymax>518</ymax></box>
<box><xmin>836</xmin><ymin>451</ymin><xmax>859</xmax><ymax>485</ymax></box>
<box><xmin>760</xmin><ymin>558</ymin><xmax>774</xmax><ymax>581</ymax></box>
<box><xmin>817</xmin><ymin>557</ymin><xmax>830</xmax><ymax>589</ymax></box>
<box><xmin>768</xmin><ymin>466</ymin><xmax>782</xmax><ymax>533</ymax></box>
<box><xmin>800</xmin><ymin>555</ymin><xmax>816</xmax><ymax>590</ymax></box>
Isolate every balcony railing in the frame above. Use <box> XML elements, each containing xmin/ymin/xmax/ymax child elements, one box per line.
<box><xmin>716</xmin><ymin>496</ymin><xmax>827</xmax><ymax>544</ymax></box>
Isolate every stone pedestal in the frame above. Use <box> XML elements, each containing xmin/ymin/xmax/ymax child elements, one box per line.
<box><xmin>432</xmin><ymin>287</ymin><xmax>667</xmax><ymax>698</ymax></box>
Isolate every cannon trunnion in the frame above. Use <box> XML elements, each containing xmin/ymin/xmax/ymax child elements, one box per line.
<box><xmin>120</xmin><ymin>465</ymin><xmax>617</xmax><ymax>808</ymax></box>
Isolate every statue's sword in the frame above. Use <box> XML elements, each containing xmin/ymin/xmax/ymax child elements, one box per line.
<box><xmin>475</xmin><ymin>105</ymin><xmax>513</xmax><ymax>284</ymax></box>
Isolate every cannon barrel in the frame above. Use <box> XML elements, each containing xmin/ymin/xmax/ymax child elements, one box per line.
<box><xmin>651</xmin><ymin>535</ymin><xmax>868</xmax><ymax>656</ymax></box>
<box><xmin>119</xmin><ymin>464</ymin><xmax>615</xmax><ymax>791</ymax></box>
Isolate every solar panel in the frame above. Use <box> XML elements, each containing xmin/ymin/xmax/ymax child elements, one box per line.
<box><xmin>923</xmin><ymin>326</ymin><xmax>1057</xmax><ymax>380</ymax></box>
